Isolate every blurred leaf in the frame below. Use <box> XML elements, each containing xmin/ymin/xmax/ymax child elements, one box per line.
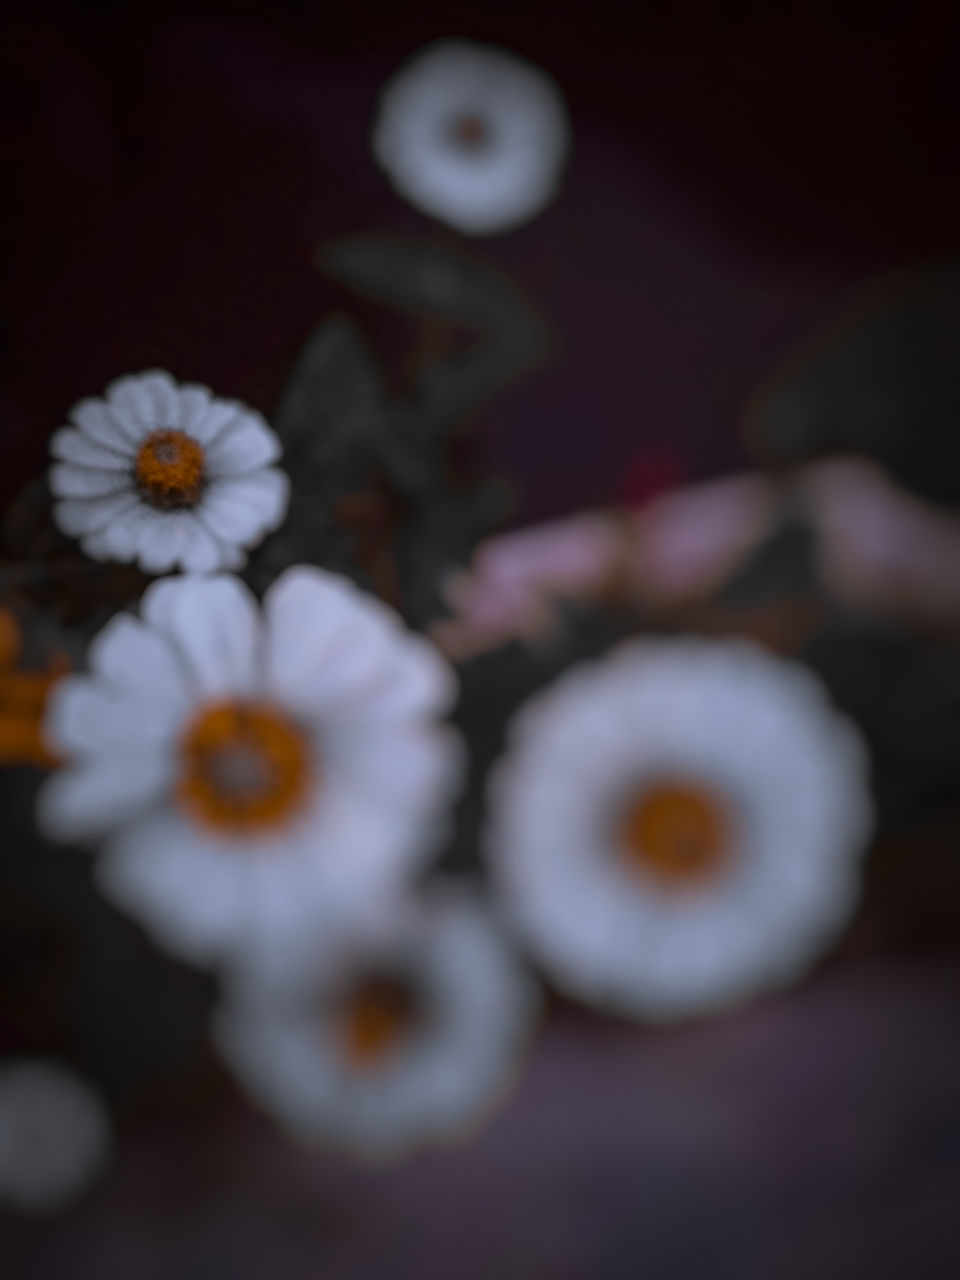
<box><xmin>321</xmin><ymin>235</ymin><xmax>533</xmax><ymax>329</ymax></box>
<box><xmin>272</xmin><ymin>316</ymin><xmax>384</xmax><ymax>469</ymax></box>
<box><xmin>320</xmin><ymin>235</ymin><xmax>551</xmax><ymax>440</ymax></box>
<box><xmin>746</xmin><ymin>259</ymin><xmax>960</xmax><ymax>506</ymax></box>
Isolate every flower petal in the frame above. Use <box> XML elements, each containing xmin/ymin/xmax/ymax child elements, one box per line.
<box><xmin>49</xmin><ymin>427</ymin><xmax>129</xmax><ymax>471</ymax></box>
<box><xmin>348</xmin><ymin>637</ymin><xmax>457</xmax><ymax>724</ymax></box>
<box><xmin>105</xmin><ymin>375</ymin><xmax>162</xmax><ymax>440</ymax></box>
<box><xmin>96</xmin><ymin>814</ymin><xmax>248</xmax><ymax>960</ymax></box>
<box><xmin>204</xmin><ymin>412</ymin><xmax>281</xmax><ymax>475</ymax></box>
<box><xmin>54</xmin><ymin>490</ymin><xmax>141</xmax><ymax>538</ymax></box>
<box><xmin>141</xmin><ymin>574</ymin><xmax>261</xmax><ymax>697</ymax></box>
<box><xmin>48</xmin><ymin>463</ymin><xmax>130</xmax><ymax>499</ymax></box>
<box><xmin>86</xmin><ymin>613</ymin><xmax>190</xmax><ymax>711</ymax></box>
<box><xmin>134</xmin><ymin>370</ymin><xmax>180</xmax><ymax>429</ymax></box>
<box><xmin>185</xmin><ymin>395</ymin><xmax>243</xmax><ymax>445</ymax></box>
<box><xmin>37</xmin><ymin>754</ymin><xmax>172</xmax><ymax>842</ymax></box>
<box><xmin>69</xmin><ymin>397</ymin><xmax>138</xmax><ymax>451</ymax></box>
<box><xmin>198</xmin><ymin>470</ymin><xmax>289</xmax><ymax>544</ymax></box>
<box><xmin>263</xmin><ymin>567</ymin><xmax>399</xmax><ymax>714</ymax></box>
<box><xmin>44</xmin><ymin>676</ymin><xmax>184</xmax><ymax>757</ymax></box>
<box><xmin>127</xmin><ymin>509</ymin><xmax>213</xmax><ymax>574</ymax></box>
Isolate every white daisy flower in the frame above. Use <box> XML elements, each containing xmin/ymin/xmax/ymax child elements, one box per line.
<box><xmin>486</xmin><ymin>638</ymin><xmax>873</xmax><ymax>1020</ymax></box>
<box><xmin>214</xmin><ymin>885</ymin><xmax>539</xmax><ymax>1155</ymax></box>
<box><xmin>49</xmin><ymin>370</ymin><xmax>289</xmax><ymax>573</ymax></box>
<box><xmin>0</xmin><ymin>1059</ymin><xmax>111</xmax><ymax>1213</ymax></box>
<box><xmin>38</xmin><ymin>568</ymin><xmax>462</xmax><ymax>965</ymax></box>
<box><xmin>373</xmin><ymin>39</ymin><xmax>570</xmax><ymax>235</ymax></box>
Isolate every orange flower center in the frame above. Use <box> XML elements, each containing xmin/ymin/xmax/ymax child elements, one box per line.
<box><xmin>337</xmin><ymin>973</ymin><xmax>419</xmax><ymax>1071</ymax></box>
<box><xmin>0</xmin><ymin>609</ymin><xmax>22</xmax><ymax>669</ymax></box>
<box><xmin>176</xmin><ymin>701</ymin><xmax>311</xmax><ymax>833</ymax></box>
<box><xmin>135</xmin><ymin>429</ymin><xmax>206</xmax><ymax>509</ymax></box>
<box><xmin>618</xmin><ymin>779</ymin><xmax>733</xmax><ymax>888</ymax></box>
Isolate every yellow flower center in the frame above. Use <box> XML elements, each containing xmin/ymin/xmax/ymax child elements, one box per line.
<box><xmin>135</xmin><ymin>430</ymin><xmax>206</xmax><ymax>509</ymax></box>
<box><xmin>176</xmin><ymin>701</ymin><xmax>311</xmax><ymax>833</ymax></box>
<box><xmin>618</xmin><ymin>779</ymin><xmax>733</xmax><ymax>888</ymax></box>
<box><xmin>337</xmin><ymin>973</ymin><xmax>419</xmax><ymax>1072</ymax></box>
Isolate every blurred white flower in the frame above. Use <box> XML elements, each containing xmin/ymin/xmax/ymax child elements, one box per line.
<box><xmin>215</xmin><ymin>885</ymin><xmax>538</xmax><ymax>1154</ymax></box>
<box><xmin>487</xmin><ymin>638</ymin><xmax>873</xmax><ymax>1019</ymax></box>
<box><xmin>0</xmin><ymin>1059</ymin><xmax>111</xmax><ymax>1213</ymax></box>
<box><xmin>49</xmin><ymin>370</ymin><xmax>289</xmax><ymax>573</ymax></box>
<box><xmin>38</xmin><ymin>568</ymin><xmax>461</xmax><ymax>965</ymax></box>
<box><xmin>373</xmin><ymin>39</ymin><xmax>569</xmax><ymax>235</ymax></box>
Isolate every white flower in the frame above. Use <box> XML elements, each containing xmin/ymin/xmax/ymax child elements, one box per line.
<box><xmin>0</xmin><ymin>1059</ymin><xmax>111</xmax><ymax>1213</ymax></box>
<box><xmin>38</xmin><ymin>568</ymin><xmax>461</xmax><ymax>965</ymax></box>
<box><xmin>373</xmin><ymin>39</ymin><xmax>569</xmax><ymax>235</ymax></box>
<box><xmin>486</xmin><ymin>638</ymin><xmax>873</xmax><ymax>1020</ymax></box>
<box><xmin>214</xmin><ymin>885</ymin><xmax>539</xmax><ymax>1154</ymax></box>
<box><xmin>49</xmin><ymin>370</ymin><xmax>289</xmax><ymax>573</ymax></box>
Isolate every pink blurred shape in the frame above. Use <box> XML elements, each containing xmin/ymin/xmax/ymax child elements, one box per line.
<box><xmin>799</xmin><ymin>456</ymin><xmax>960</xmax><ymax>622</ymax></box>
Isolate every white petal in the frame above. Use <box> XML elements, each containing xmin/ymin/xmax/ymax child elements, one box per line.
<box><xmin>140</xmin><ymin>574</ymin><xmax>261</xmax><ymax>697</ymax></box>
<box><xmin>37</xmin><ymin>754</ymin><xmax>172</xmax><ymax>842</ymax></box>
<box><xmin>175</xmin><ymin>384</ymin><xmax>213</xmax><ymax>434</ymax></box>
<box><xmin>177</xmin><ymin>521</ymin><xmax>233</xmax><ymax>572</ymax></box>
<box><xmin>86</xmin><ymin>613</ymin><xmax>190</xmax><ymax>711</ymax></box>
<box><xmin>204</xmin><ymin>412</ymin><xmax>281</xmax><ymax>474</ymax></box>
<box><xmin>105</xmin><ymin>375</ymin><xmax>162</xmax><ymax>439</ymax></box>
<box><xmin>349</xmin><ymin>637</ymin><xmax>457</xmax><ymax>723</ymax></box>
<box><xmin>198</xmin><ymin>470</ymin><xmax>289</xmax><ymax>544</ymax></box>
<box><xmin>69</xmin><ymin>397</ymin><xmax>138</xmax><ymax>451</ymax></box>
<box><xmin>44</xmin><ymin>676</ymin><xmax>184</xmax><ymax>757</ymax></box>
<box><xmin>48</xmin><ymin>463</ymin><xmax>130</xmax><ymax>499</ymax></box>
<box><xmin>96</xmin><ymin>815</ymin><xmax>247</xmax><ymax>961</ymax></box>
<box><xmin>128</xmin><ymin>510</ymin><xmax>210</xmax><ymax>574</ymax></box>
<box><xmin>134</xmin><ymin>371</ymin><xmax>180</xmax><ymax>428</ymax></box>
<box><xmin>54</xmin><ymin>490</ymin><xmax>140</xmax><ymax>538</ymax></box>
<box><xmin>324</xmin><ymin>724</ymin><xmax>460</xmax><ymax>811</ymax></box>
<box><xmin>49</xmin><ymin>427</ymin><xmax>129</xmax><ymax>471</ymax></box>
<box><xmin>185</xmin><ymin>395</ymin><xmax>243</xmax><ymax>445</ymax></box>
<box><xmin>263</xmin><ymin>567</ymin><xmax>398</xmax><ymax>714</ymax></box>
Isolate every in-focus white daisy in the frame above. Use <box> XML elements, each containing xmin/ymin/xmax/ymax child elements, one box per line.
<box><xmin>49</xmin><ymin>370</ymin><xmax>289</xmax><ymax>573</ymax></box>
<box><xmin>487</xmin><ymin>638</ymin><xmax>873</xmax><ymax>1020</ymax></box>
<box><xmin>215</xmin><ymin>884</ymin><xmax>538</xmax><ymax>1155</ymax></box>
<box><xmin>38</xmin><ymin>568</ymin><xmax>461</xmax><ymax>965</ymax></box>
<box><xmin>0</xmin><ymin>1059</ymin><xmax>111</xmax><ymax>1213</ymax></box>
<box><xmin>373</xmin><ymin>39</ymin><xmax>570</xmax><ymax>235</ymax></box>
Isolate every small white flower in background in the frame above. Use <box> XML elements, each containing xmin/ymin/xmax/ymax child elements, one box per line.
<box><xmin>214</xmin><ymin>885</ymin><xmax>538</xmax><ymax>1154</ymax></box>
<box><xmin>49</xmin><ymin>370</ymin><xmax>289</xmax><ymax>573</ymax></box>
<box><xmin>487</xmin><ymin>638</ymin><xmax>873</xmax><ymax>1020</ymax></box>
<box><xmin>38</xmin><ymin>567</ymin><xmax>461</xmax><ymax>966</ymax></box>
<box><xmin>0</xmin><ymin>1060</ymin><xmax>111</xmax><ymax>1213</ymax></box>
<box><xmin>373</xmin><ymin>39</ymin><xmax>570</xmax><ymax>235</ymax></box>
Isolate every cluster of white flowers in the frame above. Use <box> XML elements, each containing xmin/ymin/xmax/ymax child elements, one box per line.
<box><xmin>40</xmin><ymin>411</ymin><xmax>537</xmax><ymax>1151</ymax></box>
<box><xmin>26</xmin><ymin>44</ymin><xmax>881</xmax><ymax>1164</ymax></box>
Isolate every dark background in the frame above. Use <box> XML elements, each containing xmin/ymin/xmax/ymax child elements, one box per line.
<box><xmin>2</xmin><ymin>4</ymin><xmax>960</xmax><ymax>1276</ymax></box>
